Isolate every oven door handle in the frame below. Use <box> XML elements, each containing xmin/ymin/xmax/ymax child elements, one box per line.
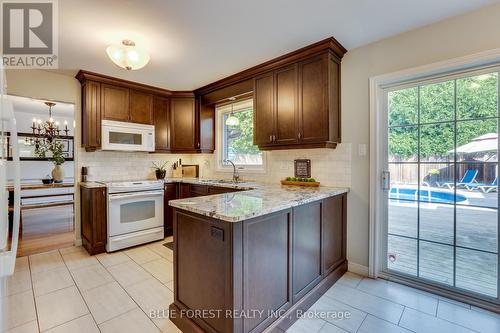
<box><xmin>108</xmin><ymin>190</ymin><xmax>164</xmax><ymax>201</ymax></box>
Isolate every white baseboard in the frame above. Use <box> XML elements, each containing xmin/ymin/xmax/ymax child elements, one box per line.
<box><xmin>74</xmin><ymin>238</ymin><xmax>82</xmax><ymax>246</ymax></box>
<box><xmin>348</xmin><ymin>261</ymin><xmax>369</xmax><ymax>276</ymax></box>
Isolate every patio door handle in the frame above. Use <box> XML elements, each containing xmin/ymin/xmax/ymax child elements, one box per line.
<box><xmin>382</xmin><ymin>171</ymin><xmax>391</xmax><ymax>191</ymax></box>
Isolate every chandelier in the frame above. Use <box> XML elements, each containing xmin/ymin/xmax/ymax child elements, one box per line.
<box><xmin>26</xmin><ymin>102</ymin><xmax>69</xmax><ymax>148</ymax></box>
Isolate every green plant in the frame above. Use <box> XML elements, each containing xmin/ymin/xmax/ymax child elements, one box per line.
<box><xmin>151</xmin><ymin>161</ymin><xmax>168</xmax><ymax>172</ymax></box>
<box><xmin>35</xmin><ymin>141</ymin><xmax>65</xmax><ymax>165</ymax></box>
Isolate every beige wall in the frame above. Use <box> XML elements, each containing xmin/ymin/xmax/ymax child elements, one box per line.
<box><xmin>341</xmin><ymin>3</ymin><xmax>500</xmax><ymax>268</ymax></box>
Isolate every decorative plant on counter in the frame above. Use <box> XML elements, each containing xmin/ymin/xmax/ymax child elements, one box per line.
<box><xmin>152</xmin><ymin>161</ymin><xmax>168</xmax><ymax>180</ymax></box>
<box><xmin>35</xmin><ymin>141</ymin><xmax>66</xmax><ymax>183</ymax></box>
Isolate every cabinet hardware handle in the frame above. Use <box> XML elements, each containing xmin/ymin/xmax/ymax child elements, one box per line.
<box><xmin>197</xmin><ymin>142</ymin><xmax>200</xmax><ymax>148</ymax></box>
<box><xmin>269</xmin><ymin>135</ymin><xmax>273</xmax><ymax>142</ymax></box>
<box><xmin>298</xmin><ymin>132</ymin><xmax>302</xmax><ymax>140</ymax></box>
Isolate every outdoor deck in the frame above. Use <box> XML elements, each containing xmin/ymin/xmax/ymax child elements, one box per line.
<box><xmin>388</xmin><ymin>188</ymin><xmax>498</xmax><ymax>298</ymax></box>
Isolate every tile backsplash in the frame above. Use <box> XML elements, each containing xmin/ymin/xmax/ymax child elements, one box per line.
<box><xmin>78</xmin><ymin>149</ymin><xmax>194</xmax><ymax>182</ymax></box>
<box><xmin>78</xmin><ymin>143</ymin><xmax>351</xmax><ymax>188</ymax></box>
<box><xmin>192</xmin><ymin>143</ymin><xmax>352</xmax><ymax>187</ymax></box>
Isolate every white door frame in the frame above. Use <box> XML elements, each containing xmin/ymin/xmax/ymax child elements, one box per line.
<box><xmin>369</xmin><ymin>47</ymin><xmax>500</xmax><ymax>278</ymax></box>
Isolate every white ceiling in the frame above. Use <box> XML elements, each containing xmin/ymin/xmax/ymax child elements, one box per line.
<box><xmin>59</xmin><ymin>0</ymin><xmax>498</xmax><ymax>90</ymax></box>
<box><xmin>8</xmin><ymin>95</ymin><xmax>74</xmax><ymax>117</ymax></box>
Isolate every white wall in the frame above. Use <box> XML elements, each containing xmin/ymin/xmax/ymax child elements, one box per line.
<box><xmin>7</xmin><ymin>161</ymin><xmax>74</xmax><ymax>182</ymax></box>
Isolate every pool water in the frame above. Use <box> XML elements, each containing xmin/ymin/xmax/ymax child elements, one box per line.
<box><xmin>389</xmin><ymin>187</ymin><xmax>467</xmax><ymax>204</ymax></box>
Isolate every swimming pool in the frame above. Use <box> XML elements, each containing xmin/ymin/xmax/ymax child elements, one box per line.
<box><xmin>389</xmin><ymin>187</ymin><xmax>467</xmax><ymax>204</ymax></box>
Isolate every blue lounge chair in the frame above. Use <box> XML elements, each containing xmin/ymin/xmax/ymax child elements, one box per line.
<box><xmin>441</xmin><ymin>169</ymin><xmax>478</xmax><ymax>189</ymax></box>
<box><xmin>477</xmin><ymin>177</ymin><xmax>498</xmax><ymax>193</ymax></box>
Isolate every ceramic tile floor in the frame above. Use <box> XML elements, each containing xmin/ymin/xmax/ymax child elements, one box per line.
<box><xmin>2</xmin><ymin>241</ymin><xmax>499</xmax><ymax>333</ymax></box>
<box><xmin>1</xmin><ymin>237</ymin><xmax>180</xmax><ymax>333</ymax></box>
<box><xmin>286</xmin><ymin>272</ymin><xmax>500</xmax><ymax>333</ymax></box>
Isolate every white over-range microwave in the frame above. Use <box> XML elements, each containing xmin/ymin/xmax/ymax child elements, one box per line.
<box><xmin>101</xmin><ymin>120</ymin><xmax>155</xmax><ymax>152</ymax></box>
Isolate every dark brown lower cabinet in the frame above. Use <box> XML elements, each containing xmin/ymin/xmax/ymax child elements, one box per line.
<box><xmin>292</xmin><ymin>201</ymin><xmax>322</xmax><ymax>302</ymax></box>
<box><xmin>170</xmin><ymin>193</ymin><xmax>347</xmax><ymax>333</ymax></box>
<box><xmin>322</xmin><ymin>194</ymin><xmax>347</xmax><ymax>275</ymax></box>
<box><xmin>80</xmin><ymin>186</ymin><xmax>107</xmax><ymax>255</ymax></box>
<box><xmin>164</xmin><ymin>183</ymin><xmax>178</xmax><ymax>237</ymax></box>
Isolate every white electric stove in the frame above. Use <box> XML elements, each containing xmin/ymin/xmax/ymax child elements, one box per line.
<box><xmin>100</xmin><ymin>180</ymin><xmax>164</xmax><ymax>252</ymax></box>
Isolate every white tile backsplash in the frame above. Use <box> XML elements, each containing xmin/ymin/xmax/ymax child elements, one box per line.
<box><xmin>78</xmin><ymin>143</ymin><xmax>351</xmax><ymax>188</ymax></box>
<box><xmin>78</xmin><ymin>149</ymin><xmax>194</xmax><ymax>182</ymax></box>
<box><xmin>191</xmin><ymin>143</ymin><xmax>352</xmax><ymax>187</ymax></box>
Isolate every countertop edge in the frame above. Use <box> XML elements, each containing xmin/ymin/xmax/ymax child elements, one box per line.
<box><xmin>169</xmin><ymin>187</ymin><xmax>349</xmax><ymax>222</ymax></box>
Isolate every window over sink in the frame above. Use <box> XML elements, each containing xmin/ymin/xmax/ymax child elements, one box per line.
<box><xmin>216</xmin><ymin>98</ymin><xmax>265</xmax><ymax>172</ymax></box>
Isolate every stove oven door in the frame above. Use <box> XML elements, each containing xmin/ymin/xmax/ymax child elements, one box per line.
<box><xmin>108</xmin><ymin>190</ymin><xmax>164</xmax><ymax>237</ymax></box>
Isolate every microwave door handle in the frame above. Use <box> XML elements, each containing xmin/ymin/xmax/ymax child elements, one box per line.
<box><xmin>109</xmin><ymin>191</ymin><xmax>164</xmax><ymax>200</ymax></box>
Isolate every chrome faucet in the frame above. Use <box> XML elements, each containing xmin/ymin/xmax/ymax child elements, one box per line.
<box><xmin>224</xmin><ymin>160</ymin><xmax>240</xmax><ymax>182</ymax></box>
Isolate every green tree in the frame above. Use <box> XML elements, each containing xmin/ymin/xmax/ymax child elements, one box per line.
<box><xmin>226</xmin><ymin>109</ymin><xmax>260</xmax><ymax>155</ymax></box>
<box><xmin>389</xmin><ymin>73</ymin><xmax>498</xmax><ymax>160</ymax></box>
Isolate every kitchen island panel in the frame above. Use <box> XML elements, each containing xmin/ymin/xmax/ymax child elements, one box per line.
<box><xmin>175</xmin><ymin>210</ymin><xmax>232</xmax><ymax>333</ymax></box>
<box><xmin>292</xmin><ymin>201</ymin><xmax>322</xmax><ymax>301</ymax></box>
<box><xmin>242</xmin><ymin>210</ymin><xmax>292</xmax><ymax>333</ymax></box>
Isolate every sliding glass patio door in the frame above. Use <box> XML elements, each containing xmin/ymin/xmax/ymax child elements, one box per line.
<box><xmin>384</xmin><ymin>67</ymin><xmax>499</xmax><ymax>302</ymax></box>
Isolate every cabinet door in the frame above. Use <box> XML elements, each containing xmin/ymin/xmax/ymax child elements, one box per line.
<box><xmin>81</xmin><ymin>187</ymin><xmax>107</xmax><ymax>255</ymax></box>
<box><xmin>179</xmin><ymin>183</ymin><xmax>191</xmax><ymax>199</ymax></box>
<box><xmin>171</xmin><ymin>98</ymin><xmax>196</xmax><ymax>151</ymax></box>
<box><xmin>153</xmin><ymin>96</ymin><xmax>170</xmax><ymax>152</ymax></box>
<box><xmin>101</xmin><ymin>84</ymin><xmax>130</xmax><ymax>121</ymax></box>
<box><xmin>253</xmin><ymin>72</ymin><xmax>275</xmax><ymax>146</ymax></box>
<box><xmin>275</xmin><ymin>64</ymin><xmax>299</xmax><ymax>145</ymax></box>
<box><xmin>130</xmin><ymin>90</ymin><xmax>153</xmax><ymax>124</ymax></box>
<box><xmin>207</xmin><ymin>186</ymin><xmax>240</xmax><ymax>195</ymax></box>
<box><xmin>164</xmin><ymin>183</ymin><xmax>177</xmax><ymax>237</ymax></box>
<box><xmin>199</xmin><ymin>102</ymin><xmax>215</xmax><ymax>153</ymax></box>
<box><xmin>189</xmin><ymin>184</ymin><xmax>208</xmax><ymax>197</ymax></box>
<box><xmin>292</xmin><ymin>201</ymin><xmax>322</xmax><ymax>301</ymax></box>
<box><xmin>82</xmin><ymin>81</ymin><xmax>101</xmax><ymax>151</ymax></box>
<box><xmin>299</xmin><ymin>55</ymin><xmax>329</xmax><ymax>143</ymax></box>
<box><xmin>322</xmin><ymin>194</ymin><xmax>346</xmax><ymax>275</ymax></box>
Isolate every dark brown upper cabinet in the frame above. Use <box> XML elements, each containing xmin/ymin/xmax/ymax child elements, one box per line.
<box><xmin>153</xmin><ymin>96</ymin><xmax>171</xmax><ymax>152</ymax></box>
<box><xmin>254</xmin><ymin>51</ymin><xmax>341</xmax><ymax>150</ymax></box>
<box><xmin>101</xmin><ymin>86</ymin><xmax>153</xmax><ymax>124</ymax></box>
<box><xmin>198</xmin><ymin>100</ymin><xmax>215</xmax><ymax>153</ymax></box>
<box><xmin>299</xmin><ymin>54</ymin><xmax>330</xmax><ymax>144</ymax></box>
<box><xmin>170</xmin><ymin>97</ymin><xmax>196</xmax><ymax>152</ymax></box>
<box><xmin>77</xmin><ymin>71</ymin><xmax>215</xmax><ymax>153</ymax></box>
<box><xmin>81</xmin><ymin>80</ymin><xmax>101</xmax><ymax>152</ymax></box>
<box><xmin>78</xmin><ymin>37</ymin><xmax>344</xmax><ymax>153</ymax></box>
<box><xmin>195</xmin><ymin>37</ymin><xmax>346</xmax><ymax>151</ymax></box>
<box><xmin>101</xmin><ymin>84</ymin><xmax>129</xmax><ymax>122</ymax></box>
<box><xmin>129</xmin><ymin>90</ymin><xmax>153</xmax><ymax>124</ymax></box>
<box><xmin>253</xmin><ymin>72</ymin><xmax>275</xmax><ymax>146</ymax></box>
<box><xmin>274</xmin><ymin>64</ymin><xmax>299</xmax><ymax>145</ymax></box>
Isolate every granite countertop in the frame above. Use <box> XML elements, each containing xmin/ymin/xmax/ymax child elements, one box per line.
<box><xmin>168</xmin><ymin>180</ymin><xmax>349</xmax><ymax>222</ymax></box>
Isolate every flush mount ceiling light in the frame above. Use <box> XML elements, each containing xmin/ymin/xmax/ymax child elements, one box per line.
<box><xmin>106</xmin><ymin>39</ymin><xmax>150</xmax><ymax>70</ymax></box>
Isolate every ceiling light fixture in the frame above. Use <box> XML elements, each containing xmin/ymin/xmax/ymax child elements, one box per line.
<box><xmin>106</xmin><ymin>39</ymin><xmax>150</xmax><ymax>70</ymax></box>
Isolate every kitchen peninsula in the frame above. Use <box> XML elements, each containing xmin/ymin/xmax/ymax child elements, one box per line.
<box><xmin>168</xmin><ymin>183</ymin><xmax>348</xmax><ymax>333</ymax></box>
